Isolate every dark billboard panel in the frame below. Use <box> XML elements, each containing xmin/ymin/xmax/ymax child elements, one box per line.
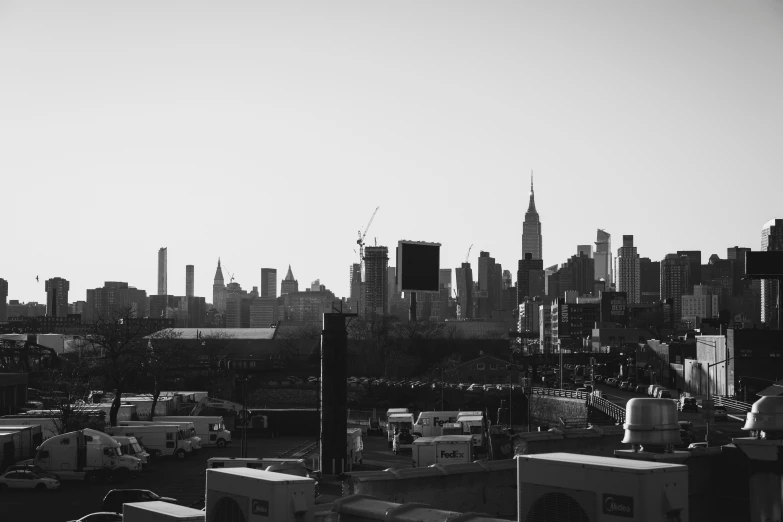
<box><xmin>600</xmin><ymin>291</ymin><xmax>628</xmax><ymax>327</ymax></box>
<box><xmin>396</xmin><ymin>240</ymin><xmax>441</xmax><ymax>292</ymax></box>
<box><xmin>746</xmin><ymin>251</ymin><xmax>783</xmax><ymax>278</ymax></box>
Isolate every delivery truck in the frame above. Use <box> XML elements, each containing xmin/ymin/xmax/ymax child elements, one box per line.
<box><xmin>32</xmin><ymin>428</ymin><xmax>142</xmax><ymax>481</ymax></box>
<box><xmin>455</xmin><ymin>414</ymin><xmax>486</xmax><ymax>450</ymax></box>
<box><xmin>112</xmin><ymin>435</ymin><xmax>150</xmax><ymax>467</ymax></box>
<box><xmin>152</xmin><ymin>416</ymin><xmax>231</xmax><ymax>447</ymax></box>
<box><xmin>0</xmin><ymin>425</ymin><xmax>42</xmax><ymax>460</ymax></box>
<box><xmin>413</xmin><ymin>411</ymin><xmax>460</xmax><ymax>437</ymax></box>
<box><xmin>123</xmin><ymin>501</ymin><xmax>205</xmax><ymax>522</ymax></box>
<box><xmin>118</xmin><ymin>420</ymin><xmax>202</xmax><ymax>452</ymax></box>
<box><xmin>412</xmin><ymin>435</ymin><xmax>474</xmax><ymax>468</ymax></box>
<box><xmin>386</xmin><ymin>413</ymin><xmax>414</xmax><ymax>448</ymax></box>
<box><xmin>0</xmin><ymin>431</ymin><xmax>23</xmax><ymax>464</ymax></box>
<box><xmin>105</xmin><ymin>424</ymin><xmax>192</xmax><ymax>460</ymax></box>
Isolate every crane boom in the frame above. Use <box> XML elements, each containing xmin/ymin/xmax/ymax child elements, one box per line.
<box><xmin>464</xmin><ymin>244</ymin><xmax>473</xmax><ymax>264</ymax></box>
<box><xmin>356</xmin><ymin>206</ymin><xmax>380</xmax><ymax>262</ymax></box>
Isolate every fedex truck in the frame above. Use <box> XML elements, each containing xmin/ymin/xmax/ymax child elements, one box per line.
<box><xmin>151</xmin><ymin>416</ymin><xmax>231</xmax><ymax>447</ymax></box>
<box><xmin>386</xmin><ymin>413</ymin><xmax>414</xmax><ymax>448</ymax></box>
<box><xmin>456</xmin><ymin>411</ymin><xmax>486</xmax><ymax>450</ymax></box>
<box><xmin>118</xmin><ymin>421</ymin><xmax>202</xmax><ymax>452</ymax></box>
<box><xmin>412</xmin><ymin>435</ymin><xmax>474</xmax><ymax>468</ymax></box>
<box><xmin>105</xmin><ymin>424</ymin><xmax>191</xmax><ymax>460</ymax></box>
<box><xmin>413</xmin><ymin>411</ymin><xmax>460</xmax><ymax>438</ymax></box>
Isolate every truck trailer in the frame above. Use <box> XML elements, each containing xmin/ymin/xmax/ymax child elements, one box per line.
<box><xmin>412</xmin><ymin>435</ymin><xmax>474</xmax><ymax>468</ymax></box>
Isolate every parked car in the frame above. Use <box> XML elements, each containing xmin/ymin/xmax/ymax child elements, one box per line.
<box><xmin>594</xmin><ymin>375</ymin><xmax>604</xmax><ymax>382</ymax></box>
<box><xmin>0</xmin><ymin>470</ymin><xmax>60</xmax><ymax>491</ymax></box>
<box><xmin>605</xmin><ymin>378</ymin><xmax>617</xmax><ymax>387</ymax></box>
<box><xmin>659</xmin><ymin>390</ymin><xmax>672</xmax><ymax>399</ymax></box>
<box><xmin>714</xmin><ymin>406</ymin><xmax>728</xmax><ymax>421</ymax></box>
<box><xmin>635</xmin><ymin>384</ymin><xmax>647</xmax><ymax>394</ymax></box>
<box><xmin>688</xmin><ymin>442</ymin><xmax>708</xmax><ymax>449</ymax></box>
<box><xmin>101</xmin><ymin>489</ymin><xmax>177</xmax><ymax>514</ymax></box>
<box><xmin>619</xmin><ymin>381</ymin><xmax>630</xmax><ymax>391</ymax></box>
<box><xmin>67</xmin><ymin>513</ymin><xmax>123</xmax><ymax>522</ymax></box>
<box><xmin>3</xmin><ymin>464</ymin><xmax>59</xmax><ymax>480</ymax></box>
<box><xmin>467</xmin><ymin>384</ymin><xmax>482</xmax><ymax>392</ymax></box>
<box><xmin>679</xmin><ymin>397</ymin><xmax>698</xmax><ymax>412</ymax></box>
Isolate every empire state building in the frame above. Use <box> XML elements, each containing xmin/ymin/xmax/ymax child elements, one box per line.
<box><xmin>522</xmin><ymin>173</ymin><xmax>543</xmax><ymax>260</ymax></box>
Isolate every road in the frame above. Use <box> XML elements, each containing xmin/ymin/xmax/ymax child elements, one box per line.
<box><xmin>593</xmin><ymin>381</ymin><xmax>747</xmax><ymax>446</ymax></box>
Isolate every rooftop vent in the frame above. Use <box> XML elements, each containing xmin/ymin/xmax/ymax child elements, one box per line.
<box><xmin>622</xmin><ymin>398</ymin><xmax>680</xmax><ymax>452</ymax></box>
<box><xmin>742</xmin><ymin>396</ymin><xmax>783</xmax><ymax>440</ymax></box>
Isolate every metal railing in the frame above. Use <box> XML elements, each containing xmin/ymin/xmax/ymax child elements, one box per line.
<box><xmin>586</xmin><ymin>394</ymin><xmax>626</xmax><ymax>424</ymax></box>
<box><xmin>713</xmin><ymin>396</ymin><xmax>752</xmax><ymax>413</ymax></box>
<box><xmin>347</xmin><ymin>409</ymin><xmax>386</xmax><ymax>427</ymax></box>
<box><xmin>529</xmin><ymin>387</ymin><xmax>590</xmax><ymax>401</ymax></box>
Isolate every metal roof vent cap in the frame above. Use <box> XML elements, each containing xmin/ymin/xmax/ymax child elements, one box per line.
<box><xmin>742</xmin><ymin>396</ymin><xmax>783</xmax><ymax>436</ymax></box>
<box><xmin>621</xmin><ymin>398</ymin><xmax>681</xmax><ymax>450</ymax></box>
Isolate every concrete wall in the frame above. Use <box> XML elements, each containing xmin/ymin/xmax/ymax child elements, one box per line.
<box><xmin>528</xmin><ymin>394</ymin><xmax>588</xmax><ymax>428</ymax></box>
<box><xmin>343</xmin><ymin>460</ymin><xmax>517</xmax><ymax>518</ymax></box>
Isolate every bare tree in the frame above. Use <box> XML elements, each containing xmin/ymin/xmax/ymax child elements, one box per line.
<box><xmin>141</xmin><ymin>329</ymin><xmax>187</xmax><ymax>421</ymax></box>
<box><xmin>38</xmin><ymin>354</ymin><xmax>101</xmax><ymax>434</ymax></box>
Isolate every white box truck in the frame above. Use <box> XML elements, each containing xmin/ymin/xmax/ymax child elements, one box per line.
<box><xmin>153</xmin><ymin>416</ymin><xmax>231</xmax><ymax>447</ymax></box>
<box><xmin>112</xmin><ymin>435</ymin><xmax>150</xmax><ymax>467</ymax></box>
<box><xmin>456</xmin><ymin>413</ymin><xmax>486</xmax><ymax>450</ymax></box>
<box><xmin>84</xmin><ymin>403</ymin><xmax>137</xmax><ymax>422</ymax></box>
<box><xmin>0</xmin><ymin>417</ymin><xmax>60</xmax><ymax>440</ymax></box>
<box><xmin>32</xmin><ymin>428</ymin><xmax>142</xmax><ymax>481</ymax></box>
<box><xmin>0</xmin><ymin>425</ymin><xmax>42</xmax><ymax>459</ymax></box>
<box><xmin>386</xmin><ymin>413</ymin><xmax>414</xmax><ymax>448</ymax></box>
<box><xmin>119</xmin><ymin>420</ymin><xmax>202</xmax><ymax>452</ymax></box>
<box><xmin>412</xmin><ymin>435</ymin><xmax>474</xmax><ymax>468</ymax></box>
<box><xmin>413</xmin><ymin>411</ymin><xmax>460</xmax><ymax>437</ymax></box>
<box><xmin>206</xmin><ymin>468</ymin><xmax>315</xmax><ymax>522</ymax></box>
<box><xmin>0</xmin><ymin>430</ymin><xmax>23</xmax><ymax>462</ymax></box>
<box><xmin>124</xmin><ymin>501</ymin><xmax>205</xmax><ymax>522</ymax></box>
<box><xmin>105</xmin><ymin>424</ymin><xmax>191</xmax><ymax>460</ymax></box>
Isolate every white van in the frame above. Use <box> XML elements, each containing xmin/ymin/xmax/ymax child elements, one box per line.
<box><xmin>386</xmin><ymin>413</ymin><xmax>414</xmax><ymax>448</ymax></box>
<box><xmin>118</xmin><ymin>420</ymin><xmax>202</xmax><ymax>452</ymax></box>
<box><xmin>151</xmin><ymin>416</ymin><xmax>231</xmax><ymax>447</ymax></box>
<box><xmin>413</xmin><ymin>411</ymin><xmax>460</xmax><ymax>438</ymax></box>
<box><xmin>105</xmin><ymin>424</ymin><xmax>191</xmax><ymax>460</ymax></box>
<box><xmin>456</xmin><ymin>414</ymin><xmax>485</xmax><ymax>449</ymax></box>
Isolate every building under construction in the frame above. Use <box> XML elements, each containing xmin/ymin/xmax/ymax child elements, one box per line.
<box><xmin>363</xmin><ymin>246</ymin><xmax>389</xmax><ymax>317</ymax></box>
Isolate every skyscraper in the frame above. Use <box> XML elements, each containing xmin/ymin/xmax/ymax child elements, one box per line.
<box><xmin>522</xmin><ymin>172</ymin><xmax>543</xmax><ymax>261</ymax></box>
<box><xmin>594</xmin><ymin>229</ymin><xmax>612</xmax><ymax>288</ymax></box>
<box><xmin>640</xmin><ymin>257</ymin><xmax>660</xmax><ymax>304</ymax></box>
<box><xmin>761</xmin><ymin>219</ymin><xmax>783</xmax><ymax>329</ymax></box>
<box><xmin>85</xmin><ymin>281</ymin><xmax>148</xmax><ymax>322</ymax></box>
<box><xmin>186</xmin><ymin>265</ymin><xmax>194</xmax><ymax>298</ymax></box>
<box><xmin>213</xmin><ymin>258</ymin><xmax>227</xmax><ymax>312</ymax></box>
<box><xmin>661</xmin><ymin>254</ymin><xmax>691</xmax><ymax>322</ymax></box>
<box><xmin>158</xmin><ymin>247</ymin><xmax>167</xmax><ymax>295</ymax></box>
<box><xmin>727</xmin><ymin>246</ymin><xmax>752</xmax><ymax>296</ymax></box>
<box><xmin>517</xmin><ymin>253</ymin><xmax>544</xmax><ymax>304</ymax></box>
<box><xmin>455</xmin><ymin>262</ymin><xmax>474</xmax><ymax>319</ymax></box>
<box><xmin>440</xmin><ymin>269</ymin><xmax>453</xmax><ymax>294</ymax></box>
<box><xmin>281</xmin><ymin>265</ymin><xmax>299</xmax><ymax>296</ymax></box>
<box><xmin>577</xmin><ymin>245</ymin><xmax>593</xmax><ymax>258</ymax></box>
<box><xmin>261</xmin><ymin>268</ymin><xmax>277</xmax><ymax>298</ymax></box>
<box><xmin>565</xmin><ymin>252</ymin><xmax>595</xmax><ymax>297</ymax></box>
<box><xmin>45</xmin><ymin>277</ymin><xmax>70</xmax><ymax>317</ymax></box>
<box><xmin>616</xmin><ymin>235</ymin><xmax>641</xmax><ymax>303</ymax></box>
<box><xmin>363</xmin><ymin>246</ymin><xmax>389</xmax><ymax>316</ymax></box>
<box><xmin>0</xmin><ymin>278</ymin><xmax>7</xmax><ymax>322</ymax></box>
<box><xmin>478</xmin><ymin>251</ymin><xmax>499</xmax><ymax>318</ymax></box>
<box><xmin>676</xmin><ymin>250</ymin><xmax>702</xmax><ymax>293</ymax></box>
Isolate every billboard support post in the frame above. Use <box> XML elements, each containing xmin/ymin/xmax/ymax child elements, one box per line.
<box><xmin>410</xmin><ymin>291</ymin><xmax>417</xmax><ymax>323</ymax></box>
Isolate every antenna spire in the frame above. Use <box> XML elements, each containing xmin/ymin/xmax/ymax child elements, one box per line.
<box><xmin>531</xmin><ymin>170</ymin><xmax>534</xmax><ymax>193</ymax></box>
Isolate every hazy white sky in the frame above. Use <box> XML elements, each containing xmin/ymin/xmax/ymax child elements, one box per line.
<box><xmin>2</xmin><ymin>1</ymin><xmax>782</xmax><ymax>305</ymax></box>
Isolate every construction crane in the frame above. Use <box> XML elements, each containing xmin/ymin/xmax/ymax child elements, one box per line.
<box><xmin>464</xmin><ymin>244</ymin><xmax>473</xmax><ymax>264</ymax></box>
<box><xmin>356</xmin><ymin>206</ymin><xmax>380</xmax><ymax>263</ymax></box>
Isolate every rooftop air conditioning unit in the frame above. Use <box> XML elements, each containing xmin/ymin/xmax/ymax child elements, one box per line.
<box><xmin>206</xmin><ymin>467</ymin><xmax>315</xmax><ymax>522</ymax></box>
<box><xmin>517</xmin><ymin>453</ymin><xmax>689</xmax><ymax>522</ymax></box>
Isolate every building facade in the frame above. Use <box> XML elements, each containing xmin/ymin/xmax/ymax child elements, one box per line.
<box><xmin>158</xmin><ymin>247</ymin><xmax>167</xmax><ymax>295</ymax></box>
<box><xmin>455</xmin><ymin>263</ymin><xmax>474</xmax><ymax>320</ymax></box>
<box><xmin>761</xmin><ymin>218</ymin><xmax>783</xmax><ymax>329</ymax></box>
<box><xmin>85</xmin><ymin>282</ymin><xmax>148</xmax><ymax>322</ymax></box>
<box><xmin>261</xmin><ymin>268</ymin><xmax>277</xmax><ymax>298</ymax></box>
<box><xmin>660</xmin><ymin>253</ymin><xmax>691</xmax><ymax>323</ymax></box>
<box><xmin>363</xmin><ymin>246</ymin><xmax>389</xmax><ymax>316</ymax></box>
<box><xmin>517</xmin><ymin>253</ymin><xmax>544</xmax><ymax>304</ymax></box>
<box><xmin>594</xmin><ymin>229</ymin><xmax>613</xmax><ymax>288</ymax></box>
<box><xmin>45</xmin><ymin>277</ymin><xmax>70</xmax><ymax>318</ymax></box>
<box><xmin>281</xmin><ymin>265</ymin><xmax>299</xmax><ymax>296</ymax></box>
<box><xmin>0</xmin><ymin>278</ymin><xmax>7</xmax><ymax>322</ymax></box>
<box><xmin>681</xmin><ymin>284</ymin><xmax>720</xmax><ymax>327</ymax></box>
<box><xmin>212</xmin><ymin>259</ymin><xmax>227</xmax><ymax>312</ymax></box>
<box><xmin>616</xmin><ymin>235</ymin><xmax>640</xmax><ymax>304</ymax></box>
<box><xmin>639</xmin><ymin>257</ymin><xmax>660</xmax><ymax>304</ymax></box>
<box><xmin>186</xmin><ymin>265</ymin><xmax>194</xmax><ymax>298</ymax></box>
<box><xmin>676</xmin><ymin>250</ymin><xmax>702</xmax><ymax>294</ymax></box>
<box><xmin>249</xmin><ymin>297</ymin><xmax>278</xmax><ymax>327</ymax></box>
<box><xmin>522</xmin><ymin>174</ymin><xmax>543</xmax><ymax>261</ymax></box>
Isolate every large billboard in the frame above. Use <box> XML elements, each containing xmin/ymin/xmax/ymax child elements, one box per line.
<box><xmin>396</xmin><ymin>240</ymin><xmax>441</xmax><ymax>293</ymax></box>
<box><xmin>600</xmin><ymin>291</ymin><xmax>628</xmax><ymax>327</ymax></box>
<box><xmin>557</xmin><ymin>301</ymin><xmax>572</xmax><ymax>338</ymax></box>
<box><xmin>746</xmin><ymin>251</ymin><xmax>783</xmax><ymax>278</ymax></box>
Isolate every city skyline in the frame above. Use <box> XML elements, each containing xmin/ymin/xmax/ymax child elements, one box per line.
<box><xmin>2</xmin><ymin>1</ymin><xmax>782</xmax><ymax>303</ymax></box>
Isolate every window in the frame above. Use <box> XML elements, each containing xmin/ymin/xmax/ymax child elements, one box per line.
<box><xmin>490</xmin><ymin>363</ymin><xmax>498</xmax><ymax>370</ymax></box>
<box><xmin>60</xmin><ymin>438</ymin><xmax>70</xmax><ymax>445</ymax></box>
<box><xmin>476</xmin><ymin>363</ymin><xmax>486</xmax><ymax>370</ymax></box>
<box><xmin>166</xmin><ymin>433</ymin><xmax>174</xmax><ymax>441</ymax></box>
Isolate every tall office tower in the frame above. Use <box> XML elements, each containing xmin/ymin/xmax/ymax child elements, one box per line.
<box><xmin>363</xmin><ymin>246</ymin><xmax>389</xmax><ymax>316</ymax></box>
<box><xmin>502</xmin><ymin>270</ymin><xmax>512</xmax><ymax>290</ymax></box>
<box><xmin>702</xmin><ymin>254</ymin><xmax>733</xmax><ymax>301</ymax></box>
<box><xmin>185</xmin><ymin>265</ymin><xmax>194</xmax><ymax>298</ymax></box>
<box><xmin>212</xmin><ymin>258</ymin><xmax>227</xmax><ymax>312</ymax></box>
<box><xmin>522</xmin><ymin>172</ymin><xmax>543</xmax><ymax>261</ymax></box>
<box><xmin>616</xmin><ymin>235</ymin><xmax>641</xmax><ymax>303</ymax></box>
<box><xmin>281</xmin><ymin>265</ymin><xmax>299</xmax><ymax>296</ymax></box>
<box><xmin>639</xmin><ymin>257</ymin><xmax>660</xmax><ymax>304</ymax></box>
<box><xmin>477</xmin><ymin>251</ymin><xmax>497</xmax><ymax>318</ymax></box>
<box><xmin>594</xmin><ymin>229</ymin><xmax>613</xmax><ymax>287</ymax></box>
<box><xmin>577</xmin><ymin>245</ymin><xmax>593</xmax><ymax>258</ymax></box>
<box><xmin>349</xmin><ymin>263</ymin><xmax>362</xmax><ymax>305</ymax></box>
<box><xmin>158</xmin><ymin>247</ymin><xmax>167</xmax><ymax>295</ymax></box>
<box><xmin>85</xmin><ymin>282</ymin><xmax>148</xmax><ymax>322</ymax></box>
<box><xmin>440</xmin><ymin>269</ymin><xmax>453</xmax><ymax>293</ymax></box>
<box><xmin>455</xmin><ymin>262</ymin><xmax>474</xmax><ymax>319</ymax></box>
<box><xmin>565</xmin><ymin>252</ymin><xmax>595</xmax><ymax>297</ymax></box>
<box><xmin>517</xmin><ymin>253</ymin><xmax>544</xmax><ymax>304</ymax></box>
<box><xmin>544</xmin><ymin>264</ymin><xmax>559</xmax><ymax>298</ymax></box>
<box><xmin>0</xmin><ymin>278</ymin><xmax>7</xmax><ymax>322</ymax></box>
<box><xmin>727</xmin><ymin>246</ymin><xmax>752</xmax><ymax>296</ymax></box>
<box><xmin>660</xmin><ymin>254</ymin><xmax>691</xmax><ymax>322</ymax></box>
<box><xmin>388</xmin><ymin>266</ymin><xmax>397</xmax><ymax>313</ymax></box>
<box><xmin>44</xmin><ymin>277</ymin><xmax>70</xmax><ymax>317</ymax></box>
<box><xmin>676</xmin><ymin>250</ymin><xmax>702</xmax><ymax>293</ymax></box>
<box><xmin>761</xmin><ymin>219</ymin><xmax>783</xmax><ymax>329</ymax></box>
<box><xmin>261</xmin><ymin>268</ymin><xmax>277</xmax><ymax>298</ymax></box>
